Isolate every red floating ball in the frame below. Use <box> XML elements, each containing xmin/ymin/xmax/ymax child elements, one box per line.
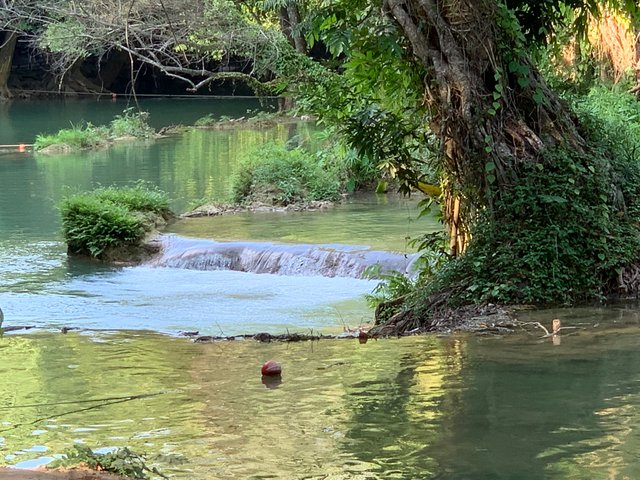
<box><xmin>261</xmin><ymin>360</ymin><xmax>282</xmax><ymax>376</ymax></box>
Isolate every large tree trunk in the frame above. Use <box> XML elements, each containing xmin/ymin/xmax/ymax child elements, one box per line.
<box><xmin>384</xmin><ymin>0</ymin><xmax>585</xmax><ymax>252</ymax></box>
<box><xmin>0</xmin><ymin>31</ymin><xmax>17</xmax><ymax>100</ymax></box>
<box><xmin>279</xmin><ymin>2</ymin><xmax>307</xmax><ymax>54</ymax></box>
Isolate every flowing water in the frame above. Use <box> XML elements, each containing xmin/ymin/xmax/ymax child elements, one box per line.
<box><xmin>2</xmin><ymin>99</ymin><xmax>639</xmax><ymax>478</ymax></box>
<box><xmin>0</xmin><ymin>99</ymin><xmax>433</xmax><ymax>335</ymax></box>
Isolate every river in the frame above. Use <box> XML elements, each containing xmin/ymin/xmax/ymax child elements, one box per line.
<box><xmin>1</xmin><ymin>99</ymin><xmax>640</xmax><ymax>479</ymax></box>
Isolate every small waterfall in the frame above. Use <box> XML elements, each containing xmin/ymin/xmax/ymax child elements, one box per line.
<box><xmin>148</xmin><ymin>235</ymin><xmax>418</xmax><ymax>278</ymax></box>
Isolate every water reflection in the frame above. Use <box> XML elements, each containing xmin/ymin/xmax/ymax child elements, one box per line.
<box><xmin>4</xmin><ymin>327</ymin><xmax>640</xmax><ymax>478</ymax></box>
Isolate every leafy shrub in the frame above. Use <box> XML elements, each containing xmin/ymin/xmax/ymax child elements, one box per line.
<box><xmin>397</xmin><ymin>86</ymin><xmax>640</xmax><ymax>312</ymax></box>
<box><xmin>231</xmin><ymin>143</ymin><xmax>342</xmax><ymax>205</ymax></box>
<box><xmin>364</xmin><ymin>265</ymin><xmax>416</xmax><ymax>322</ymax></box>
<box><xmin>60</xmin><ymin>185</ymin><xmax>171</xmax><ymax>258</ymax></box>
<box><xmin>49</xmin><ymin>445</ymin><xmax>163</xmax><ymax>479</ymax></box>
<box><xmin>110</xmin><ymin>108</ymin><xmax>154</xmax><ymax>138</ymax></box>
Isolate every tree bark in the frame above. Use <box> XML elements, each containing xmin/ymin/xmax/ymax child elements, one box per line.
<box><xmin>279</xmin><ymin>2</ymin><xmax>307</xmax><ymax>54</ymax></box>
<box><xmin>287</xmin><ymin>3</ymin><xmax>307</xmax><ymax>54</ymax></box>
<box><xmin>383</xmin><ymin>0</ymin><xmax>585</xmax><ymax>252</ymax></box>
<box><xmin>0</xmin><ymin>31</ymin><xmax>17</xmax><ymax>100</ymax></box>
<box><xmin>635</xmin><ymin>27</ymin><xmax>640</xmax><ymax>94</ymax></box>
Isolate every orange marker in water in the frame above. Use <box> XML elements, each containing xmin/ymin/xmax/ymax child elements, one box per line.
<box><xmin>18</xmin><ymin>144</ymin><xmax>26</xmax><ymax>152</ymax></box>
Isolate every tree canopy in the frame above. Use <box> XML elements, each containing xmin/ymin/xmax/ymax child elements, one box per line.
<box><xmin>0</xmin><ymin>0</ymin><xmax>320</xmax><ymax>94</ymax></box>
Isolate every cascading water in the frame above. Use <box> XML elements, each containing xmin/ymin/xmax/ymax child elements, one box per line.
<box><xmin>149</xmin><ymin>235</ymin><xmax>418</xmax><ymax>278</ymax></box>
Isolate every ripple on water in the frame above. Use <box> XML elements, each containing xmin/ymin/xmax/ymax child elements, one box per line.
<box><xmin>3</xmin><ymin>310</ymin><xmax>640</xmax><ymax>478</ymax></box>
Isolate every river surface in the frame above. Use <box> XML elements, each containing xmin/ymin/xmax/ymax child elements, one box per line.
<box><xmin>5</xmin><ymin>314</ymin><xmax>640</xmax><ymax>479</ymax></box>
<box><xmin>2</xmin><ymin>99</ymin><xmax>640</xmax><ymax>478</ymax></box>
<box><xmin>0</xmin><ymin>99</ymin><xmax>433</xmax><ymax>335</ymax></box>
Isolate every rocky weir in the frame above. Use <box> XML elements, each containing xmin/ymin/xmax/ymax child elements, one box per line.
<box><xmin>147</xmin><ymin>235</ymin><xmax>418</xmax><ymax>278</ymax></box>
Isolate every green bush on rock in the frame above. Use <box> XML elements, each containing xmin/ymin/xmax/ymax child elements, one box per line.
<box><xmin>231</xmin><ymin>142</ymin><xmax>343</xmax><ymax>206</ymax></box>
<box><xmin>60</xmin><ymin>185</ymin><xmax>172</xmax><ymax>260</ymax></box>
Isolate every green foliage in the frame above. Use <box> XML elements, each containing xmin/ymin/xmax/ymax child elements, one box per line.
<box><xmin>300</xmin><ymin>0</ymin><xmax>437</xmax><ymax>194</ymax></box>
<box><xmin>34</xmin><ymin>123</ymin><xmax>109</xmax><ymax>151</ymax></box>
<box><xmin>364</xmin><ymin>265</ymin><xmax>416</xmax><ymax>321</ymax></box>
<box><xmin>569</xmin><ymin>84</ymin><xmax>640</xmax><ymax>148</ymax></box>
<box><xmin>110</xmin><ymin>108</ymin><xmax>155</xmax><ymax>138</ymax></box>
<box><xmin>60</xmin><ymin>185</ymin><xmax>170</xmax><ymax>258</ymax></box>
<box><xmin>49</xmin><ymin>445</ymin><xmax>164</xmax><ymax>479</ymax></box>
<box><xmin>410</xmin><ymin>85</ymin><xmax>640</xmax><ymax>308</ymax></box>
<box><xmin>35</xmin><ymin>110</ymin><xmax>155</xmax><ymax>152</ymax></box>
<box><xmin>39</xmin><ymin>19</ymin><xmax>93</xmax><ymax>58</ymax></box>
<box><xmin>91</xmin><ymin>184</ymin><xmax>171</xmax><ymax>215</ymax></box>
<box><xmin>505</xmin><ymin>0</ymin><xmax>639</xmax><ymax>45</ymax></box>
<box><xmin>194</xmin><ymin>111</ymin><xmax>282</xmax><ymax>128</ymax></box>
<box><xmin>194</xmin><ymin>114</ymin><xmax>218</xmax><ymax>126</ymax></box>
<box><xmin>231</xmin><ymin>142</ymin><xmax>343</xmax><ymax>205</ymax></box>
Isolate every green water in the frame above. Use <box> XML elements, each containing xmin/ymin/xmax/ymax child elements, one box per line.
<box><xmin>0</xmin><ymin>99</ymin><xmax>433</xmax><ymax>334</ymax></box>
<box><xmin>0</xmin><ymin>98</ymin><xmax>271</xmax><ymax>144</ymax></box>
<box><xmin>4</xmin><ymin>312</ymin><xmax>640</xmax><ymax>479</ymax></box>
<box><xmin>3</xmin><ymin>99</ymin><xmax>638</xmax><ymax>479</ymax></box>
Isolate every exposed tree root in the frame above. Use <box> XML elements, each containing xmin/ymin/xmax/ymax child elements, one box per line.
<box><xmin>369</xmin><ymin>290</ymin><xmax>520</xmax><ymax>337</ymax></box>
<box><xmin>616</xmin><ymin>263</ymin><xmax>640</xmax><ymax>297</ymax></box>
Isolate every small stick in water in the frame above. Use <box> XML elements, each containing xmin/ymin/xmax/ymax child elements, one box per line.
<box><xmin>552</xmin><ymin>319</ymin><xmax>561</xmax><ymax>335</ymax></box>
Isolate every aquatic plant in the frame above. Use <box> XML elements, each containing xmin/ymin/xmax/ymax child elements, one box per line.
<box><xmin>34</xmin><ymin>109</ymin><xmax>155</xmax><ymax>152</ymax></box>
<box><xmin>194</xmin><ymin>110</ymin><xmax>283</xmax><ymax>129</ymax></box>
<box><xmin>110</xmin><ymin>108</ymin><xmax>155</xmax><ymax>138</ymax></box>
<box><xmin>49</xmin><ymin>445</ymin><xmax>165</xmax><ymax>479</ymax></box>
<box><xmin>34</xmin><ymin>122</ymin><xmax>109</xmax><ymax>150</ymax></box>
<box><xmin>194</xmin><ymin>113</ymin><xmax>218</xmax><ymax>126</ymax></box>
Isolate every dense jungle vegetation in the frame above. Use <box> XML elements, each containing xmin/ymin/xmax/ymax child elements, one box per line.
<box><xmin>2</xmin><ymin>0</ymin><xmax>640</xmax><ymax>332</ymax></box>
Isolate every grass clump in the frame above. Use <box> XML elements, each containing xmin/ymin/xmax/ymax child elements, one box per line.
<box><xmin>34</xmin><ymin>123</ymin><xmax>109</xmax><ymax>150</ymax></box>
<box><xmin>49</xmin><ymin>445</ymin><xmax>164</xmax><ymax>479</ymax></box>
<box><xmin>34</xmin><ymin>108</ymin><xmax>155</xmax><ymax>152</ymax></box>
<box><xmin>231</xmin><ymin>142</ymin><xmax>343</xmax><ymax>206</ymax></box>
<box><xmin>60</xmin><ymin>184</ymin><xmax>172</xmax><ymax>259</ymax></box>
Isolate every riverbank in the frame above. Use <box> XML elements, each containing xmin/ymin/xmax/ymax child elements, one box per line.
<box><xmin>0</xmin><ymin>303</ymin><xmax>560</xmax><ymax>340</ymax></box>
